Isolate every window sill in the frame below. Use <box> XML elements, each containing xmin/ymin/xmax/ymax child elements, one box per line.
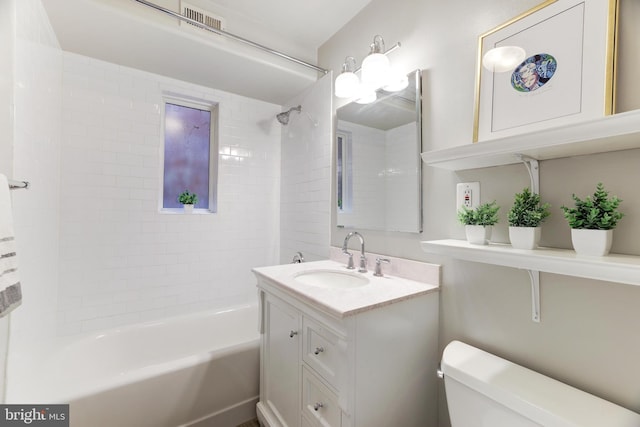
<box><xmin>160</xmin><ymin>208</ymin><xmax>215</xmax><ymax>215</ymax></box>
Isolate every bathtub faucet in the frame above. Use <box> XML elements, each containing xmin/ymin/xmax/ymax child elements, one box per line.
<box><xmin>342</xmin><ymin>231</ymin><xmax>367</xmax><ymax>273</ymax></box>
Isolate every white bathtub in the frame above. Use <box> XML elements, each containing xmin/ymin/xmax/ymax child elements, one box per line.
<box><xmin>28</xmin><ymin>304</ymin><xmax>260</xmax><ymax>427</ymax></box>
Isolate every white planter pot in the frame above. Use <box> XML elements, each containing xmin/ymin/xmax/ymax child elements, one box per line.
<box><xmin>182</xmin><ymin>204</ymin><xmax>194</xmax><ymax>213</ymax></box>
<box><xmin>509</xmin><ymin>226</ymin><xmax>541</xmax><ymax>250</ymax></box>
<box><xmin>570</xmin><ymin>229</ymin><xmax>613</xmax><ymax>256</ymax></box>
<box><xmin>465</xmin><ymin>225</ymin><xmax>492</xmax><ymax>245</ymax></box>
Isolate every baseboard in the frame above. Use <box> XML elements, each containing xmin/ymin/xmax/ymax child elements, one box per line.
<box><xmin>256</xmin><ymin>401</ymin><xmax>282</xmax><ymax>427</ymax></box>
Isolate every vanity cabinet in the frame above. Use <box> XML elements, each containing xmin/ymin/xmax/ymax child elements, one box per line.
<box><xmin>262</xmin><ymin>295</ymin><xmax>301</xmax><ymax>427</ymax></box>
<box><xmin>255</xmin><ymin>268</ymin><xmax>439</xmax><ymax>427</ymax></box>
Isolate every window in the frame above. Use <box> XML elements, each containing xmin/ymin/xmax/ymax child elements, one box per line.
<box><xmin>161</xmin><ymin>97</ymin><xmax>218</xmax><ymax>212</ymax></box>
<box><xmin>336</xmin><ymin>130</ymin><xmax>352</xmax><ymax>212</ymax></box>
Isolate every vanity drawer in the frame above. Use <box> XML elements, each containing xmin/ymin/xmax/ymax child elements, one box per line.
<box><xmin>302</xmin><ymin>367</ymin><xmax>342</xmax><ymax>427</ymax></box>
<box><xmin>302</xmin><ymin>316</ymin><xmax>345</xmax><ymax>391</ymax></box>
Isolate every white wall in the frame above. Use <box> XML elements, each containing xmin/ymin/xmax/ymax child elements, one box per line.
<box><xmin>0</xmin><ymin>0</ymin><xmax>15</xmax><ymax>177</ymax></box>
<box><xmin>56</xmin><ymin>52</ymin><xmax>281</xmax><ymax>335</ymax></box>
<box><xmin>320</xmin><ymin>0</ymin><xmax>640</xmax><ymax>425</ymax></box>
<box><xmin>0</xmin><ymin>0</ymin><xmax>16</xmax><ymax>404</ymax></box>
<box><xmin>279</xmin><ymin>74</ymin><xmax>332</xmax><ymax>263</ymax></box>
<box><xmin>7</xmin><ymin>0</ymin><xmax>62</xmax><ymax>402</ymax></box>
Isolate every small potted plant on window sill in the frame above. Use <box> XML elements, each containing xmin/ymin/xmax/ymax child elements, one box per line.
<box><xmin>178</xmin><ymin>189</ymin><xmax>198</xmax><ymax>213</ymax></box>
<box><xmin>560</xmin><ymin>182</ymin><xmax>623</xmax><ymax>256</ymax></box>
<box><xmin>507</xmin><ymin>187</ymin><xmax>551</xmax><ymax>250</ymax></box>
<box><xmin>458</xmin><ymin>201</ymin><xmax>500</xmax><ymax>245</ymax></box>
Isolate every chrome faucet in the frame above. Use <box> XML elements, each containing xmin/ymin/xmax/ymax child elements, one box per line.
<box><xmin>291</xmin><ymin>252</ymin><xmax>304</xmax><ymax>263</ymax></box>
<box><xmin>342</xmin><ymin>231</ymin><xmax>367</xmax><ymax>273</ymax></box>
<box><xmin>374</xmin><ymin>258</ymin><xmax>391</xmax><ymax>277</ymax></box>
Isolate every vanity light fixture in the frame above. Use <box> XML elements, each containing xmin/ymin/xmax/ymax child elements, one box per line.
<box><xmin>482</xmin><ymin>46</ymin><xmax>526</xmax><ymax>72</ymax></box>
<box><xmin>361</xmin><ymin>35</ymin><xmax>390</xmax><ymax>89</ymax></box>
<box><xmin>334</xmin><ymin>35</ymin><xmax>404</xmax><ymax>103</ymax></box>
<box><xmin>334</xmin><ymin>56</ymin><xmax>359</xmax><ymax>99</ymax></box>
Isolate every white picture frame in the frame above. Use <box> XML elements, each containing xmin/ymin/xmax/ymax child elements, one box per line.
<box><xmin>473</xmin><ymin>0</ymin><xmax>618</xmax><ymax>142</ymax></box>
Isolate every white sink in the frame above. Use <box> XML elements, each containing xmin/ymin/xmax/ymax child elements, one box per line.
<box><xmin>294</xmin><ymin>269</ymin><xmax>369</xmax><ymax>289</ymax></box>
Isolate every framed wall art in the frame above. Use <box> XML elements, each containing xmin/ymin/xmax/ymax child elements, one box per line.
<box><xmin>473</xmin><ymin>0</ymin><xmax>618</xmax><ymax>142</ymax></box>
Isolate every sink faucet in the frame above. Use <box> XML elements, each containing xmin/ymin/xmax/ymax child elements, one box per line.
<box><xmin>342</xmin><ymin>231</ymin><xmax>367</xmax><ymax>273</ymax></box>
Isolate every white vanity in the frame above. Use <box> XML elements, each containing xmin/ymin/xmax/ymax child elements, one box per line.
<box><xmin>253</xmin><ymin>258</ymin><xmax>440</xmax><ymax>427</ymax></box>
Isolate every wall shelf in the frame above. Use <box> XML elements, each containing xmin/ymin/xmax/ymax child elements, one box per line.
<box><xmin>420</xmin><ymin>239</ymin><xmax>640</xmax><ymax>286</ymax></box>
<box><xmin>420</xmin><ymin>109</ymin><xmax>640</xmax><ymax>171</ymax></box>
<box><xmin>420</xmin><ymin>111</ymin><xmax>640</xmax><ymax>321</ymax></box>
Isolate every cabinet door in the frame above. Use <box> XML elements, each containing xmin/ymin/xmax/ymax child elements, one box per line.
<box><xmin>263</xmin><ymin>295</ymin><xmax>301</xmax><ymax>427</ymax></box>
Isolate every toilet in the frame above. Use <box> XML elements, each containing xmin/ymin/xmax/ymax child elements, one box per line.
<box><xmin>441</xmin><ymin>340</ymin><xmax>640</xmax><ymax>427</ymax></box>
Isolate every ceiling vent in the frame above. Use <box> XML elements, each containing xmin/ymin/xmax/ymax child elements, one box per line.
<box><xmin>180</xmin><ymin>2</ymin><xmax>225</xmax><ymax>33</ymax></box>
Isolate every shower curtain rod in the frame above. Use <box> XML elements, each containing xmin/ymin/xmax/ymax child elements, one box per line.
<box><xmin>132</xmin><ymin>0</ymin><xmax>329</xmax><ymax>75</ymax></box>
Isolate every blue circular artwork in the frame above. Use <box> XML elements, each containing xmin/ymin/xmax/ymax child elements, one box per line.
<box><xmin>511</xmin><ymin>53</ymin><xmax>557</xmax><ymax>92</ymax></box>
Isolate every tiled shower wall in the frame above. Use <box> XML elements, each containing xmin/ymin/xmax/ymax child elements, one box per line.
<box><xmin>279</xmin><ymin>75</ymin><xmax>332</xmax><ymax>263</ymax></box>
<box><xmin>336</xmin><ymin>121</ymin><xmax>417</xmax><ymax>231</ymax></box>
<box><xmin>8</xmin><ymin>0</ymin><xmax>62</xmax><ymax>400</ymax></box>
<box><xmin>336</xmin><ymin>121</ymin><xmax>386</xmax><ymax>230</ymax></box>
<box><xmin>57</xmin><ymin>53</ymin><xmax>281</xmax><ymax>335</ymax></box>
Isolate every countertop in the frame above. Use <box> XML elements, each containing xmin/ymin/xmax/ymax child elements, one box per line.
<box><xmin>252</xmin><ymin>259</ymin><xmax>440</xmax><ymax>318</ymax></box>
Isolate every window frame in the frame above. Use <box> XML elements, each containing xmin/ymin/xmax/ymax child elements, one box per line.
<box><xmin>336</xmin><ymin>129</ymin><xmax>353</xmax><ymax>213</ymax></box>
<box><xmin>159</xmin><ymin>94</ymin><xmax>219</xmax><ymax>214</ymax></box>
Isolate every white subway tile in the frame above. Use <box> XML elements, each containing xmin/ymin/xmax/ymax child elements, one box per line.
<box><xmin>57</xmin><ymin>52</ymin><xmax>283</xmax><ymax>336</ymax></box>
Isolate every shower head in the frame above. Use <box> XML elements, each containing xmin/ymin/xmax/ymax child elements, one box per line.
<box><xmin>276</xmin><ymin>105</ymin><xmax>302</xmax><ymax>125</ymax></box>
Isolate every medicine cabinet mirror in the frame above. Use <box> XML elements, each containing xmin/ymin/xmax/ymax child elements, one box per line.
<box><xmin>336</xmin><ymin>69</ymin><xmax>422</xmax><ymax>233</ymax></box>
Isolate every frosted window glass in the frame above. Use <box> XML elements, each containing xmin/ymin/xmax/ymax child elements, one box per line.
<box><xmin>163</xmin><ymin>103</ymin><xmax>211</xmax><ymax>209</ymax></box>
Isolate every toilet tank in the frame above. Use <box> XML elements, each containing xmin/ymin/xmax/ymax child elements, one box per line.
<box><xmin>441</xmin><ymin>341</ymin><xmax>640</xmax><ymax>427</ymax></box>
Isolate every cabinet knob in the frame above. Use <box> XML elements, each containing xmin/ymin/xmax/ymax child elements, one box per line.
<box><xmin>314</xmin><ymin>346</ymin><xmax>324</xmax><ymax>355</ymax></box>
<box><xmin>313</xmin><ymin>402</ymin><xmax>324</xmax><ymax>411</ymax></box>
<box><xmin>289</xmin><ymin>330</ymin><xmax>298</xmax><ymax>338</ymax></box>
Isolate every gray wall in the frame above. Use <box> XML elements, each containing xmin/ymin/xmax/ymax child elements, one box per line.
<box><xmin>319</xmin><ymin>0</ymin><xmax>640</xmax><ymax>425</ymax></box>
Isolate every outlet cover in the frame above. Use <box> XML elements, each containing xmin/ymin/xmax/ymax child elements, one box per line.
<box><xmin>456</xmin><ymin>182</ymin><xmax>480</xmax><ymax>210</ymax></box>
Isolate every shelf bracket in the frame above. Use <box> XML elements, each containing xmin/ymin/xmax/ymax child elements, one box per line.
<box><xmin>526</xmin><ymin>269</ymin><xmax>541</xmax><ymax>323</ymax></box>
<box><xmin>515</xmin><ymin>154</ymin><xmax>539</xmax><ymax>194</ymax></box>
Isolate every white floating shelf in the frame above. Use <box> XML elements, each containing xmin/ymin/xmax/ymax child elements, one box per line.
<box><xmin>420</xmin><ymin>239</ymin><xmax>640</xmax><ymax>286</ymax></box>
<box><xmin>421</xmin><ymin>109</ymin><xmax>640</xmax><ymax>171</ymax></box>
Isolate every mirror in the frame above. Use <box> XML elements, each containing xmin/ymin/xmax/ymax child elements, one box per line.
<box><xmin>336</xmin><ymin>69</ymin><xmax>422</xmax><ymax>233</ymax></box>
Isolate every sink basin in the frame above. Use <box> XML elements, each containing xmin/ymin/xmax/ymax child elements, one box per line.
<box><xmin>294</xmin><ymin>270</ymin><xmax>369</xmax><ymax>289</ymax></box>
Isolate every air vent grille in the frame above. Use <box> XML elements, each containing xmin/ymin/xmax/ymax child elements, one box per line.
<box><xmin>180</xmin><ymin>2</ymin><xmax>225</xmax><ymax>32</ymax></box>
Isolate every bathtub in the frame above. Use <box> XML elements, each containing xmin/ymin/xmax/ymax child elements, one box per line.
<box><xmin>24</xmin><ymin>304</ymin><xmax>260</xmax><ymax>427</ymax></box>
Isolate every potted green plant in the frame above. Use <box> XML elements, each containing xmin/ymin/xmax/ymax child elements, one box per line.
<box><xmin>507</xmin><ymin>188</ymin><xmax>551</xmax><ymax>249</ymax></box>
<box><xmin>178</xmin><ymin>189</ymin><xmax>198</xmax><ymax>213</ymax></box>
<box><xmin>560</xmin><ymin>182</ymin><xmax>623</xmax><ymax>256</ymax></box>
<box><xmin>457</xmin><ymin>201</ymin><xmax>500</xmax><ymax>245</ymax></box>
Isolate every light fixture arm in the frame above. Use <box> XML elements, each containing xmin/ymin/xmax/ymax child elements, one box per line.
<box><xmin>354</xmin><ymin>42</ymin><xmax>401</xmax><ymax>73</ymax></box>
<box><xmin>342</xmin><ymin>56</ymin><xmax>357</xmax><ymax>73</ymax></box>
<box><xmin>371</xmin><ymin>34</ymin><xmax>385</xmax><ymax>54</ymax></box>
